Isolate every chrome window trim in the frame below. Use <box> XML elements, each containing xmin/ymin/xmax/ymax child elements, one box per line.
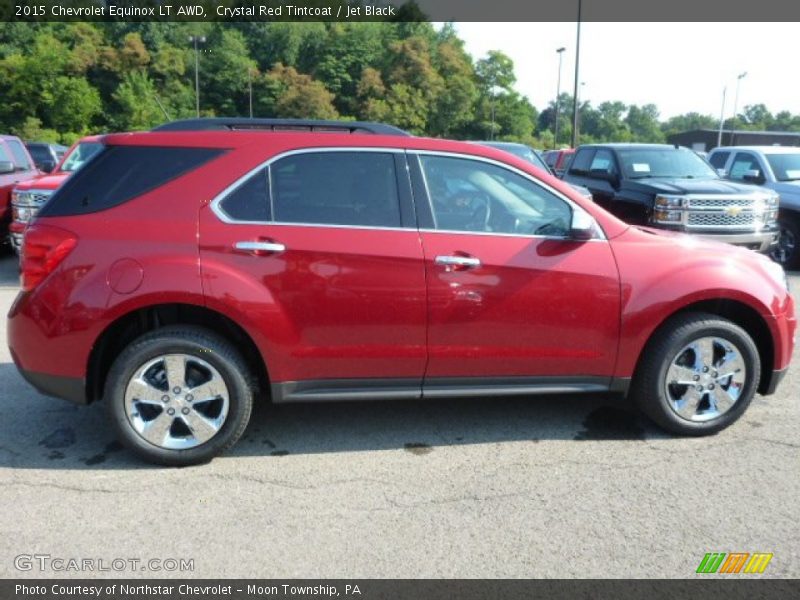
<box><xmin>209</xmin><ymin>146</ymin><xmax>606</xmax><ymax>241</ymax></box>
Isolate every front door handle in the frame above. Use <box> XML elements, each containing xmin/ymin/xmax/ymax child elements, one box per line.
<box><xmin>435</xmin><ymin>255</ymin><xmax>481</xmax><ymax>270</ymax></box>
<box><xmin>234</xmin><ymin>241</ymin><xmax>286</xmax><ymax>255</ymax></box>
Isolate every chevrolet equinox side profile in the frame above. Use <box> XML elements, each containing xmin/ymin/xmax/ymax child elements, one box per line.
<box><xmin>7</xmin><ymin>119</ymin><xmax>796</xmax><ymax>465</ymax></box>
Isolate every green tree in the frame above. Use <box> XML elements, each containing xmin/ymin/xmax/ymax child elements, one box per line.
<box><xmin>625</xmin><ymin>104</ymin><xmax>664</xmax><ymax>142</ymax></box>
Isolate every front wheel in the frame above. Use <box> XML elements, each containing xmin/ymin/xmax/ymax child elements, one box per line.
<box><xmin>770</xmin><ymin>216</ymin><xmax>800</xmax><ymax>269</ymax></box>
<box><xmin>631</xmin><ymin>312</ymin><xmax>760</xmax><ymax>436</ymax></box>
<box><xmin>105</xmin><ymin>326</ymin><xmax>254</xmax><ymax>466</ymax></box>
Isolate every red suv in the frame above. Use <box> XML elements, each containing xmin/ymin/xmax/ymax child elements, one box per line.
<box><xmin>7</xmin><ymin>119</ymin><xmax>795</xmax><ymax>465</ymax></box>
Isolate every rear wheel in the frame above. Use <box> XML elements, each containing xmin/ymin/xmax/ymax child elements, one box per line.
<box><xmin>631</xmin><ymin>312</ymin><xmax>760</xmax><ymax>436</ymax></box>
<box><xmin>105</xmin><ymin>326</ymin><xmax>254</xmax><ymax>466</ymax></box>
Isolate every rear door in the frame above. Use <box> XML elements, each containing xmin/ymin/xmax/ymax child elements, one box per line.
<box><xmin>199</xmin><ymin>148</ymin><xmax>428</xmax><ymax>399</ymax></box>
<box><xmin>410</xmin><ymin>151</ymin><xmax>620</xmax><ymax>390</ymax></box>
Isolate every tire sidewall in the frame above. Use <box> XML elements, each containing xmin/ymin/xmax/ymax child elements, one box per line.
<box><xmin>105</xmin><ymin>333</ymin><xmax>252</xmax><ymax>466</ymax></box>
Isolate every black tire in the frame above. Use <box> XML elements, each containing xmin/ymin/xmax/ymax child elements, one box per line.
<box><xmin>770</xmin><ymin>215</ymin><xmax>800</xmax><ymax>270</ymax></box>
<box><xmin>105</xmin><ymin>326</ymin><xmax>254</xmax><ymax>466</ymax></box>
<box><xmin>630</xmin><ymin>312</ymin><xmax>760</xmax><ymax>436</ymax></box>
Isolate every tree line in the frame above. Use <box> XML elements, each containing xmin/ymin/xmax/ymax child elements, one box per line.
<box><xmin>1</xmin><ymin>22</ymin><xmax>799</xmax><ymax>147</ymax></box>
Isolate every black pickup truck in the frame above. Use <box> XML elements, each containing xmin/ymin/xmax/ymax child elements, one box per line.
<box><xmin>562</xmin><ymin>143</ymin><xmax>780</xmax><ymax>253</ymax></box>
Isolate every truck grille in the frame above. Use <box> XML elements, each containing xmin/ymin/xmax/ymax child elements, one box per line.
<box><xmin>687</xmin><ymin>212</ymin><xmax>756</xmax><ymax>228</ymax></box>
<box><xmin>686</xmin><ymin>197</ymin><xmax>753</xmax><ymax>209</ymax></box>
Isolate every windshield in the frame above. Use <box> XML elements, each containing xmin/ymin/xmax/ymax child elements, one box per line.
<box><xmin>617</xmin><ymin>147</ymin><xmax>718</xmax><ymax>180</ymax></box>
<box><xmin>765</xmin><ymin>153</ymin><xmax>800</xmax><ymax>182</ymax></box>
<box><xmin>60</xmin><ymin>142</ymin><xmax>103</xmax><ymax>173</ymax></box>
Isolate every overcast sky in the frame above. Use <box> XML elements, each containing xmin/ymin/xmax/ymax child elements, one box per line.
<box><xmin>455</xmin><ymin>22</ymin><xmax>799</xmax><ymax>120</ymax></box>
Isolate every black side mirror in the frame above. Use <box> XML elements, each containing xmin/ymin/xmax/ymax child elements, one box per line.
<box><xmin>590</xmin><ymin>169</ymin><xmax>619</xmax><ymax>187</ymax></box>
<box><xmin>743</xmin><ymin>169</ymin><xmax>765</xmax><ymax>185</ymax></box>
<box><xmin>0</xmin><ymin>161</ymin><xmax>14</xmax><ymax>175</ymax></box>
<box><xmin>39</xmin><ymin>160</ymin><xmax>56</xmax><ymax>173</ymax></box>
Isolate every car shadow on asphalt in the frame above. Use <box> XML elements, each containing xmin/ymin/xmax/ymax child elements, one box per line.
<box><xmin>0</xmin><ymin>362</ymin><xmax>670</xmax><ymax>470</ymax></box>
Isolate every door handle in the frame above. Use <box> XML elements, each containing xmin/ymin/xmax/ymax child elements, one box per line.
<box><xmin>435</xmin><ymin>255</ymin><xmax>481</xmax><ymax>269</ymax></box>
<box><xmin>234</xmin><ymin>241</ymin><xmax>286</xmax><ymax>254</ymax></box>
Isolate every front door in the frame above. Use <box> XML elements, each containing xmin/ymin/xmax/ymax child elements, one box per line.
<box><xmin>411</xmin><ymin>152</ymin><xmax>620</xmax><ymax>390</ymax></box>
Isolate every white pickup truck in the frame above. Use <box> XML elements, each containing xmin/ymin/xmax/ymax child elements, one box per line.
<box><xmin>708</xmin><ymin>146</ymin><xmax>800</xmax><ymax>267</ymax></box>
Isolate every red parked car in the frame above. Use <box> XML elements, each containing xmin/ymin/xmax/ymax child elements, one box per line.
<box><xmin>542</xmin><ymin>148</ymin><xmax>576</xmax><ymax>178</ymax></box>
<box><xmin>10</xmin><ymin>136</ymin><xmax>103</xmax><ymax>254</ymax></box>
<box><xmin>0</xmin><ymin>134</ymin><xmax>41</xmax><ymax>246</ymax></box>
<box><xmin>7</xmin><ymin>119</ymin><xmax>795</xmax><ymax>465</ymax></box>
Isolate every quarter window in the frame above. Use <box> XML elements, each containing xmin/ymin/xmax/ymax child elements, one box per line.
<box><xmin>419</xmin><ymin>155</ymin><xmax>572</xmax><ymax>237</ymax></box>
<box><xmin>218</xmin><ymin>168</ymin><xmax>270</xmax><ymax>222</ymax></box>
<box><xmin>271</xmin><ymin>152</ymin><xmax>401</xmax><ymax>228</ymax></box>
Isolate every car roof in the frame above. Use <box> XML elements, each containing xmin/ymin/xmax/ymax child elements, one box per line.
<box><xmin>710</xmin><ymin>145</ymin><xmax>800</xmax><ymax>154</ymax></box>
<box><xmin>579</xmin><ymin>143</ymin><xmax>682</xmax><ymax>150</ymax></box>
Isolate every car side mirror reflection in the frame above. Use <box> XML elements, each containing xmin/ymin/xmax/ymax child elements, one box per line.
<box><xmin>0</xmin><ymin>160</ymin><xmax>15</xmax><ymax>175</ymax></box>
<box><xmin>569</xmin><ymin>209</ymin><xmax>597</xmax><ymax>241</ymax></box>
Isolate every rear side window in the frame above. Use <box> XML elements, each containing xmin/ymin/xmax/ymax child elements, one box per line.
<box><xmin>218</xmin><ymin>168</ymin><xmax>270</xmax><ymax>222</ymax></box>
<box><xmin>7</xmin><ymin>139</ymin><xmax>32</xmax><ymax>170</ymax></box>
<box><xmin>271</xmin><ymin>152</ymin><xmax>401</xmax><ymax>228</ymax></box>
<box><xmin>39</xmin><ymin>146</ymin><xmax>224</xmax><ymax>217</ymax></box>
<box><xmin>709</xmin><ymin>151</ymin><xmax>730</xmax><ymax>170</ymax></box>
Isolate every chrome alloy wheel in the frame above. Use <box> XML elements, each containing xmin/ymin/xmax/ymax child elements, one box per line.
<box><xmin>664</xmin><ymin>337</ymin><xmax>747</xmax><ymax>422</ymax></box>
<box><xmin>124</xmin><ymin>354</ymin><xmax>230</xmax><ymax>450</ymax></box>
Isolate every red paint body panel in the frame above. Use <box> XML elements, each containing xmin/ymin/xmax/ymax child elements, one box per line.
<box><xmin>199</xmin><ymin>213</ymin><xmax>427</xmax><ymax>382</ymax></box>
<box><xmin>420</xmin><ymin>232</ymin><xmax>620</xmax><ymax>378</ymax></box>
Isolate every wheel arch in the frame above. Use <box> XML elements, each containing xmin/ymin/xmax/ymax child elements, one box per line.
<box><xmin>631</xmin><ymin>298</ymin><xmax>774</xmax><ymax>395</ymax></box>
<box><xmin>86</xmin><ymin>303</ymin><xmax>270</xmax><ymax>404</ymax></box>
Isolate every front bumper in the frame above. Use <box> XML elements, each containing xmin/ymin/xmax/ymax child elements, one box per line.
<box><xmin>761</xmin><ymin>367</ymin><xmax>788</xmax><ymax>396</ymax></box>
<box><xmin>694</xmin><ymin>229</ymin><xmax>779</xmax><ymax>253</ymax></box>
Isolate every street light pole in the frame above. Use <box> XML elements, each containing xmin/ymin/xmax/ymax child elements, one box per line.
<box><xmin>570</xmin><ymin>0</ymin><xmax>582</xmax><ymax>148</ymax></box>
<box><xmin>553</xmin><ymin>47</ymin><xmax>566</xmax><ymax>149</ymax></box>
<box><xmin>716</xmin><ymin>86</ymin><xmax>727</xmax><ymax>149</ymax></box>
<box><xmin>189</xmin><ymin>35</ymin><xmax>206</xmax><ymax>118</ymax></box>
<box><xmin>731</xmin><ymin>71</ymin><xmax>747</xmax><ymax>146</ymax></box>
<box><xmin>248</xmin><ymin>68</ymin><xmax>254</xmax><ymax>119</ymax></box>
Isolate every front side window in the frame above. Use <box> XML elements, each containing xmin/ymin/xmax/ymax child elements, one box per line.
<box><xmin>588</xmin><ymin>149</ymin><xmax>617</xmax><ymax>177</ymax></box>
<box><xmin>729</xmin><ymin>152</ymin><xmax>761</xmax><ymax>180</ymax></box>
<box><xmin>566</xmin><ymin>149</ymin><xmax>595</xmax><ymax>176</ymax></box>
<box><xmin>271</xmin><ymin>152</ymin><xmax>401</xmax><ymax>228</ymax></box>
<box><xmin>420</xmin><ymin>155</ymin><xmax>572</xmax><ymax>237</ymax></box>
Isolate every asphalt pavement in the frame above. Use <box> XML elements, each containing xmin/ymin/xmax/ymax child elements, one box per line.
<box><xmin>0</xmin><ymin>254</ymin><xmax>797</xmax><ymax>578</ymax></box>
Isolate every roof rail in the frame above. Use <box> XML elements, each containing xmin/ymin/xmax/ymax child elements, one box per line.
<box><xmin>152</xmin><ymin>118</ymin><xmax>411</xmax><ymax>136</ymax></box>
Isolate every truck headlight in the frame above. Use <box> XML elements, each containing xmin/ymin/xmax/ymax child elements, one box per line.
<box><xmin>766</xmin><ymin>192</ymin><xmax>780</xmax><ymax>207</ymax></box>
<box><xmin>654</xmin><ymin>210</ymin><xmax>682</xmax><ymax>223</ymax></box>
<box><xmin>655</xmin><ymin>195</ymin><xmax>686</xmax><ymax>208</ymax></box>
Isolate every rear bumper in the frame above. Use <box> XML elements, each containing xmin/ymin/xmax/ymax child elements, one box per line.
<box><xmin>695</xmin><ymin>229</ymin><xmax>779</xmax><ymax>253</ymax></box>
<box><xmin>16</xmin><ymin>365</ymin><xmax>87</xmax><ymax>405</ymax></box>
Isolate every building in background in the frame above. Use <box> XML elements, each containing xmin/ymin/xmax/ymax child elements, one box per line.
<box><xmin>669</xmin><ymin>129</ymin><xmax>800</xmax><ymax>152</ymax></box>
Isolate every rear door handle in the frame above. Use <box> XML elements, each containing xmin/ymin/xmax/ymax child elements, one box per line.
<box><xmin>234</xmin><ymin>241</ymin><xmax>286</xmax><ymax>254</ymax></box>
<box><xmin>434</xmin><ymin>255</ymin><xmax>481</xmax><ymax>269</ymax></box>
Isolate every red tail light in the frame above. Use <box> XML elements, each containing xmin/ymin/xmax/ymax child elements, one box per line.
<box><xmin>21</xmin><ymin>224</ymin><xmax>78</xmax><ymax>292</ymax></box>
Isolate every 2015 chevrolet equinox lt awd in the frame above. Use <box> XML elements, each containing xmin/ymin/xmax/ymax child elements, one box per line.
<box><xmin>7</xmin><ymin>119</ymin><xmax>796</xmax><ymax>466</ymax></box>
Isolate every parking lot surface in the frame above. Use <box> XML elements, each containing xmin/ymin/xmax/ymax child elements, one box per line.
<box><xmin>0</xmin><ymin>254</ymin><xmax>797</xmax><ymax>578</ymax></box>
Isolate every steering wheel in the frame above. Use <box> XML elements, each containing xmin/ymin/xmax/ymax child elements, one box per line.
<box><xmin>461</xmin><ymin>191</ymin><xmax>492</xmax><ymax>231</ymax></box>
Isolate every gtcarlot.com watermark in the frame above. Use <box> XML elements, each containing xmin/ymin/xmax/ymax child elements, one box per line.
<box><xmin>14</xmin><ymin>553</ymin><xmax>194</xmax><ymax>573</ymax></box>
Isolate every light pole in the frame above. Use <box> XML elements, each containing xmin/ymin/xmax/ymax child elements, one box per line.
<box><xmin>248</xmin><ymin>67</ymin><xmax>254</xmax><ymax>119</ymax></box>
<box><xmin>731</xmin><ymin>71</ymin><xmax>747</xmax><ymax>146</ymax></box>
<box><xmin>570</xmin><ymin>0</ymin><xmax>582</xmax><ymax>148</ymax></box>
<box><xmin>716</xmin><ymin>86</ymin><xmax>727</xmax><ymax>148</ymax></box>
<box><xmin>188</xmin><ymin>35</ymin><xmax>206</xmax><ymax>118</ymax></box>
<box><xmin>553</xmin><ymin>47</ymin><xmax>566</xmax><ymax>149</ymax></box>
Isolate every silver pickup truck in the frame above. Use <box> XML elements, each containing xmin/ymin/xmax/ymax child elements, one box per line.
<box><xmin>708</xmin><ymin>146</ymin><xmax>800</xmax><ymax>267</ymax></box>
